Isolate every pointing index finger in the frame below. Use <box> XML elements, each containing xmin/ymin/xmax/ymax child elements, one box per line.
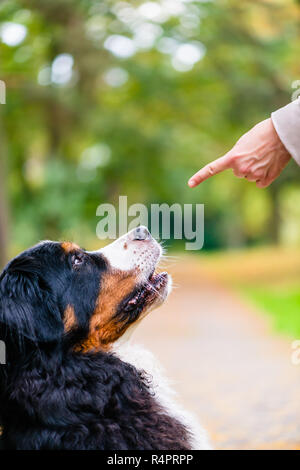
<box><xmin>188</xmin><ymin>154</ymin><xmax>232</xmax><ymax>187</ymax></box>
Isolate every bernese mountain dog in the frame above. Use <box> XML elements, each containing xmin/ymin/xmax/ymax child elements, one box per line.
<box><xmin>0</xmin><ymin>226</ymin><xmax>211</xmax><ymax>450</ymax></box>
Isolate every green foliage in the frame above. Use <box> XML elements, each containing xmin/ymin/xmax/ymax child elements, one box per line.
<box><xmin>241</xmin><ymin>284</ymin><xmax>300</xmax><ymax>338</ymax></box>
<box><xmin>0</xmin><ymin>0</ymin><xmax>300</xmax><ymax>253</ymax></box>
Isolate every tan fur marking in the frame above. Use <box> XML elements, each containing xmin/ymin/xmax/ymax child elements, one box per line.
<box><xmin>77</xmin><ymin>270</ymin><xmax>137</xmax><ymax>353</ymax></box>
<box><xmin>61</xmin><ymin>242</ymin><xmax>80</xmax><ymax>253</ymax></box>
<box><xmin>64</xmin><ymin>305</ymin><xmax>77</xmax><ymax>331</ymax></box>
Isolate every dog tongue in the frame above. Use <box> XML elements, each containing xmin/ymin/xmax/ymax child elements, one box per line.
<box><xmin>128</xmin><ymin>297</ymin><xmax>139</xmax><ymax>306</ymax></box>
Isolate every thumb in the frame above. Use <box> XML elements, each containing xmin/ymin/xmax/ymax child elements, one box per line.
<box><xmin>188</xmin><ymin>154</ymin><xmax>232</xmax><ymax>188</ymax></box>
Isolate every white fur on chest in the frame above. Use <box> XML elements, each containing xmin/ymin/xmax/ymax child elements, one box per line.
<box><xmin>113</xmin><ymin>341</ymin><xmax>212</xmax><ymax>450</ymax></box>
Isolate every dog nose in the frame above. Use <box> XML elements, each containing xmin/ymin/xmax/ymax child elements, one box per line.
<box><xmin>133</xmin><ymin>226</ymin><xmax>151</xmax><ymax>241</ymax></box>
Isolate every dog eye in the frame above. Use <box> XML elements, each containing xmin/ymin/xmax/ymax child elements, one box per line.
<box><xmin>71</xmin><ymin>254</ymin><xmax>84</xmax><ymax>267</ymax></box>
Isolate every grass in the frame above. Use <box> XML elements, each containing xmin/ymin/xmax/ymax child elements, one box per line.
<box><xmin>198</xmin><ymin>246</ymin><xmax>300</xmax><ymax>338</ymax></box>
<box><xmin>240</xmin><ymin>284</ymin><xmax>300</xmax><ymax>338</ymax></box>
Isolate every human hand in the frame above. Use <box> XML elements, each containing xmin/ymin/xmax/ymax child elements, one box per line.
<box><xmin>188</xmin><ymin>118</ymin><xmax>291</xmax><ymax>189</ymax></box>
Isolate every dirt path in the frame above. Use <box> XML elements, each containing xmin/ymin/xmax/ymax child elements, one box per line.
<box><xmin>132</xmin><ymin>258</ymin><xmax>300</xmax><ymax>450</ymax></box>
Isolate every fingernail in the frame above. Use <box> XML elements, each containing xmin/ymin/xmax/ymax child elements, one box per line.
<box><xmin>188</xmin><ymin>179</ymin><xmax>196</xmax><ymax>187</ymax></box>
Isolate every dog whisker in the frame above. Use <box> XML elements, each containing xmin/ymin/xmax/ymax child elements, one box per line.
<box><xmin>144</xmin><ymin>281</ymin><xmax>166</xmax><ymax>301</ymax></box>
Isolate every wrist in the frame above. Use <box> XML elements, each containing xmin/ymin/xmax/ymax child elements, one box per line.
<box><xmin>271</xmin><ymin>99</ymin><xmax>300</xmax><ymax>165</ymax></box>
<box><xmin>268</xmin><ymin>118</ymin><xmax>291</xmax><ymax>160</ymax></box>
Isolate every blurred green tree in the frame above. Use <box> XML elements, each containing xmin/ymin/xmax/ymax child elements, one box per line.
<box><xmin>0</xmin><ymin>0</ymin><xmax>299</xmax><ymax>263</ymax></box>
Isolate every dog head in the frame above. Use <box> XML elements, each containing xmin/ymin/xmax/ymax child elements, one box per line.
<box><xmin>0</xmin><ymin>227</ymin><xmax>170</xmax><ymax>353</ymax></box>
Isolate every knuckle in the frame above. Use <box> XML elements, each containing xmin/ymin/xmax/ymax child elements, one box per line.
<box><xmin>233</xmin><ymin>168</ymin><xmax>241</xmax><ymax>177</ymax></box>
<box><xmin>253</xmin><ymin>170</ymin><xmax>264</xmax><ymax>180</ymax></box>
<box><xmin>232</xmin><ymin>160</ymin><xmax>248</xmax><ymax>176</ymax></box>
<box><xmin>207</xmin><ymin>164</ymin><xmax>215</xmax><ymax>176</ymax></box>
<box><xmin>239</xmin><ymin>165</ymin><xmax>250</xmax><ymax>176</ymax></box>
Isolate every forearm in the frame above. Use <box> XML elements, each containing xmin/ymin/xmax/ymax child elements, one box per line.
<box><xmin>271</xmin><ymin>98</ymin><xmax>300</xmax><ymax>165</ymax></box>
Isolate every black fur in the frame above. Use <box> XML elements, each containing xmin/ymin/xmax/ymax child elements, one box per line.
<box><xmin>0</xmin><ymin>241</ymin><xmax>191</xmax><ymax>450</ymax></box>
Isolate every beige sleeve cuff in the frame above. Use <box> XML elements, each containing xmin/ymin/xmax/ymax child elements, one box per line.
<box><xmin>271</xmin><ymin>98</ymin><xmax>300</xmax><ymax>165</ymax></box>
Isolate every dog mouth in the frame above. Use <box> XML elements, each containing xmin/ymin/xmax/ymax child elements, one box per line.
<box><xmin>121</xmin><ymin>271</ymin><xmax>169</xmax><ymax>315</ymax></box>
<box><xmin>148</xmin><ymin>270</ymin><xmax>168</xmax><ymax>290</ymax></box>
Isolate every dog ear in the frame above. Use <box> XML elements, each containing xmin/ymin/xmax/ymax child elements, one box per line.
<box><xmin>0</xmin><ymin>257</ymin><xmax>63</xmax><ymax>344</ymax></box>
